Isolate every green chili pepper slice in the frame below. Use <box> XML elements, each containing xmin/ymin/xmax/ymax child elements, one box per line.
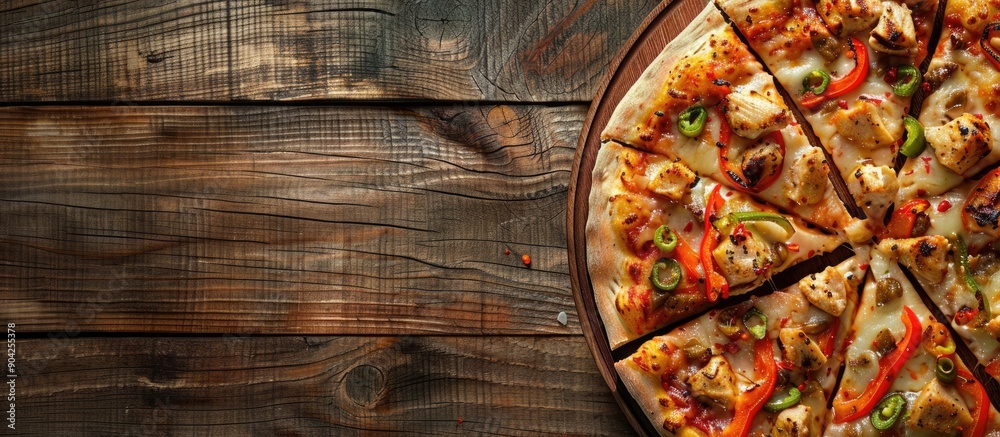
<box><xmin>870</xmin><ymin>393</ymin><xmax>906</xmax><ymax>430</ymax></box>
<box><xmin>743</xmin><ymin>307</ymin><xmax>768</xmax><ymax>340</ymax></box>
<box><xmin>713</xmin><ymin>212</ymin><xmax>795</xmax><ymax>238</ymax></box>
<box><xmin>650</xmin><ymin>258</ymin><xmax>681</xmax><ymax>293</ymax></box>
<box><xmin>678</xmin><ymin>105</ymin><xmax>707</xmax><ymax>138</ymax></box>
<box><xmin>802</xmin><ymin>70</ymin><xmax>831</xmax><ymax>95</ymax></box>
<box><xmin>900</xmin><ymin>116</ymin><xmax>926</xmax><ymax>158</ymax></box>
<box><xmin>654</xmin><ymin>225</ymin><xmax>678</xmax><ymax>253</ymax></box>
<box><xmin>955</xmin><ymin>235</ymin><xmax>992</xmax><ymax>325</ymax></box>
<box><xmin>937</xmin><ymin>357</ymin><xmax>957</xmax><ymax>383</ymax></box>
<box><xmin>892</xmin><ymin>65</ymin><xmax>922</xmax><ymax>97</ymax></box>
<box><xmin>764</xmin><ymin>387</ymin><xmax>801</xmax><ymax>413</ymax></box>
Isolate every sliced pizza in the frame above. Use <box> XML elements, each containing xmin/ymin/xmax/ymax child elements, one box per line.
<box><xmin>896</xmin><ymin>0</ymin><xmax>1000</xmax><ymax>202</ymax></box>
<box><xmin>826</xmin><ymin>247</ymin><xmax>1000</xmax><ymax>436</ymax></box>
<box><xmin>599</xmin><ymin>3</ymin><xmax>863</xmax><ymax>241</ymax></box>
<box><xmin>716</xmin><ymin>0</ymin><xmax>939</xmax><ymax>223</ymax></box>
<box><xmin>615</xmin><ymin>254</ymin><xmax>868</xmax><ymax>436</ymax></box>
<box><xmin>587</xmin><ymin>141</ymin><xmax>845</xmax><ymax>348</ymax></box>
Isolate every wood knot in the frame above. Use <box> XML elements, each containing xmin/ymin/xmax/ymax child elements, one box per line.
<box><xmin>412</xmin><ymin>0</ymin><xmax>472</xmax><ymax>47</ymax></box>
<box><xmin>342</xmin><ymin>364</ymin><xmax>385</xmax><ymax>407</ymax></box>
<box><xmin>487</xmin><ymin>105</ymin><xmax>522</xmax><ymax>138</ymax></box>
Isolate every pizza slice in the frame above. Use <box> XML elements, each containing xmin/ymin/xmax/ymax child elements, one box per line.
<box><xmin>896</xmin><ymin>0</ymin><xmax>1000</xmax><ymax>202</ymax></box>
<box><xmin>599</xmin><ymin>3</ymin><xmax>864</xmax><ymax>241</ymax></box>
<box><xmin>716</xmin><ymin>0</ymin><xmax>939</xmax><ymax>223</ymax></box>
<box><xmin>587</xmin><ymin>142</ymin><xmax>846</xmax><ymax>348</ymax></box>
<box><xmin>826</xmin><ymin>246</ymin><xmax>1000</xmax><ymax>435</ymax></box>
<box><xmin>877</xmin><ymin>168</ymin><xmax>1000</xmax><ymax>380</ymax></box>
<box><xmin>615</xmin><ymin>253</ymin><xmax>868</xmax><ymax>436</ymax></box>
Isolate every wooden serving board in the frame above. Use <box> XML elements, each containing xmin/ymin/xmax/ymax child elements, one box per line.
<box><xmin>567</xmin><ymin>0</ymin><xmax>1000</xmax><ymax>434</ymax></box>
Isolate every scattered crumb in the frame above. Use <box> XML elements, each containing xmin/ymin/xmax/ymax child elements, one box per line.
<box><xmin>557</xmin><ymin>311</ymin><xmax>568</xmax><ymax>326</ymax></box>
<box><xmin>504</xmin><ymin>248</ymin><xmax>511</xmax><ymax>255</ymax></box>
<box><xmin>521</xmin><ymin>254</ymin><xmax>531</xmax><ymax>267</ymax></box>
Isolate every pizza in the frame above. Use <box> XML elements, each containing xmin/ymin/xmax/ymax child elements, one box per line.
<box><xmin>616</xmin><ymin>254</ymin><xmax>866</xmax><ymax>435</ymax></box>
<box><xmin>589</xmin><ymin>141</ymin><xmax>845</xmax><ymax>348</ymax></box>
<box><xmin>581</xmin><ymin>0</ymin><xmax>1000</xmax><ymax>434</ymax></box>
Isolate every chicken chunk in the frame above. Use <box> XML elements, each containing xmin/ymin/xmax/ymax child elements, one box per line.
<box><xmin>687</xmin><ymin>355</ymin><xmax>739</xmax><ymax>409</ymax></box>
<box><xmin>847</xmin><ymin>164</ymin><xmax>899</xmax><ymax>220</ymax></box>
<box><xmin>831</xmin><ymin>100</ymin><xmax>899</xmax><ymax>150</ymax></box>
<box><xmin>723</xmin><ymin>88</ymin><xmax>789</xmax><ymax>139</ymax></box>
<box><xmin>712</xmin><ymin>229</ymin><xmax>774</xmax><ymax>287</ymax></box>
<box><xmin>963</xmin><ymin>168</ymin><xmax>1000</xmax><ymax>237</ymax></box>
<box><xmin>648</xmin><ymin>160</ymin><xmax>699</xmax><ymax>202</ymax></box>
<box><xmin>779</xmin><ymin>328</ymin><xmax>828</xmax><ymax>370</ymax></box>
<box><xmin>771</xmin><ymin>405</ymin><xmax>812</xmax><ymax>437</ymax></box>
<box><xmin>926</xmin><ymin>113</ymin><xmax>993</xmax><ymax>176</ymax></box>
<box><xmin>985</xmin><ymin>315</ymin><xmax>1000</xmax><ymax>342</ymax></box>
<box><xmin>869</xmin><ymin>1</ymin><xmax>918</xmax><ymax>55</ymax></box>
<box><xmin>740</xmin><ymin>138</ymin><xmax>784</xmax><ymax>189</ymax></box>
<box><xmin>876</xmin><ymin>236</ymin><xmax>951</xmax><ymax>284</ymax></box>
<box><xmin>907</xmin><ymin>378</ymin><xmax>974</xmax><ymax>434</ymax></box>
<box><xmin>784</xmin><ymin>148</ymin><xmax>829</xmax><ymax>206</ymax></box>
<box><xmin>798</xmin><ymin>266</ymin><xmax>850</xmax><ymax>316</ymax></box>
<box><xmin>816</xmin><ymin>0</ymin><xmax>883</xmax><ymax>36</ymax></box>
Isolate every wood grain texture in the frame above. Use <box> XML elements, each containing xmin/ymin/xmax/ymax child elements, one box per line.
<box><xmin>0</xmin><ymin>0</ymin><xmax>659</xmax><ymax>102</ymax></box>
<box><xmin>12</xmin><ymin>335</ymin><xmax>633</xmax><ymax>436</ymax></box>
<box><xmin>1</xmin><ymin>104</ymin><xmax>583</xmax><ymax>335</ymax></box>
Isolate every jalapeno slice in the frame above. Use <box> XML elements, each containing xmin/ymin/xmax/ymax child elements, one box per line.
<box><xmin>678</xmin><ymin>105</ymin><xmax>707</xmax><ymax>138</ymax></box>
<box><xmin>650</xmin><ymin>258</ymin><xmax>681</xmax><ymax>293</ymax></box>
<box><xmin>870</xmin><ymin>393</ymin><xmax>906</xmax><ymax>430</ymax></box>
<box><xmin>764</xmin><ymin>387</ymin><xmax>801</xmax><ymax>413</ymax></box>
<box><xmin>937</xmin><ymin>357</ymin><xmax>957</xmax><ymax>383</ymax></box>
<box><xmin>713</xmin><ymin>211</ymin><xmax>795</xmax><ymax>238</ymax></box>
<box><xmin>654</xmin><ymin>225</ymin><xmax>678</xmax><ymax>253</ymax></box>
<box><xmin>742</xmin><ymin>307</ymin><xmax>768</xmax><ymax>340</ymax></box>
<box><xmin>802</xmin><ymin>70</ymin><xmax>831</xmax><ymax>95</ymax></box>
<box><xmin>900</xmin><ymin>116</ymin><xmax>926</xmax><ymax>158</ymax></box>
<box><xmin>892</xmin><ymin>65</ymin><xmax>921</xmax><ymax>97</ymax></box>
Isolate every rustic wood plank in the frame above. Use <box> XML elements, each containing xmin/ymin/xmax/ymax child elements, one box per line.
<box><xmin>0</xmin><ymin>0</ymin><xmax>659</xmax><ymax>102</ymax></box>
<box><xmin>10</xmin><ymin>335</ymin><xmax>632</xmax><ymax>435</ymax></box>
<box><xmin>0</xmin><ymin>104</ymin><xmax>582</xmax><ymax>335</ymax></box>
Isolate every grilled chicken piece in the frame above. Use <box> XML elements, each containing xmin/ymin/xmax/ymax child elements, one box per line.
<box><xmin>648</xmin><ymin>160</ymin><xmax>698</xmax><ymax>202</ymax></box>
<box><xmin>784</xmin><ymin>148</ymin><xmax>829</xmax><ymax>206</ymax></box>
<box><xmin>723</xmin><ymin>88</ymin><xmax>789</xmax><ymax>139</ymax></box>
<box><xmin>926</xmin><ymin>113</ymin><xmax>992</xmax><ymax>176</ymax></box>
<box><xmin>964</xmin><ymin>168</ymin><xmax>1000</xmax><ymax>237</ymax></box>
<box><xmin>907</xmin><ymin>379</ymin><xmax>974</xmax><ymax>434</ymax></box>
<box><xmin>869</xmin><ymin>1</ymin><xmax>918</xmax><ymax>55</ymax></box>
<box><xmin>831</xmin><ymin>100</ymin><xmax>899</xmax><ymax>150</ymax></box>
<box><xmin>740</xmin><ymin>137</ymin><xmax>784</xmax><ymax>188</ymax></box>
<box><xmin>986</xmin><ymin>316</ymin><xmax>1000</xmax><ymax>341</ymax></box>
<box><xmin>797</xmin><ymin>264</ymin><xmax>855</xmax><ymax>317</ymax></box>
<box><xmin>771</xmin><ymin>405</ymin><xmax>812</xmax><ymax>437</ymax></box>
<box><xmin>876</xmin><ymin>236</ymin><xmax>951</xmax><ymax>284</ymax></box>
<box><xmin>816</xmin><ymin>0</ymin><xmax>883</xmax><ymax>36</ymax></box>
<box><xmin>847</xmin><ymin>164</ymin><xmax>899</xmax><ymax>220</ymax></box>
<box><xmin>687</xmin><ymin>355</ymin><xmax>739</xmax><ymax>409</ymax></box>
<box><xmin>779</xmin><ymin>328</ymin><xmax>828</xmax><ymax>370</ymax></box>
<box><xmin>712</xmin><ymin>229</ymin><xmax>774</xmax><ymax>287</ymax></box>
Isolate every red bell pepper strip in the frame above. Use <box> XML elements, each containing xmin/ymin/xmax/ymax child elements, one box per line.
<box><xmin>701</xmin><ymin>185</ymin><xmax>730</xmax><ymax>302</ymax></box>
<box><xmin>716</xmin><ymin>107</ymin><xmax>786</xmax><ymax>193</ymax></box>
<box><xmin>818</xmin><ymin>318</ymin><xmax>841</xmax><ymax>357</ymax></box>
<box><xmin>800</xmin><ymin>37</ymin><xmax>870</xmax><ymax>109</ymax></box>
<box><xmin>673</xmin><ymin>235</ymin><xmax>703</xmax><ymax>289</ymax></box>
<box><xmin>882</xmin><ymin>198</ymin><xmax>931</xmax><ymax>240</ymax></box>
<box><xmin>982</xmin><ymin>22</ymin><xmax>1000</xmax><ymax>72</ymax></box>
<box><xmin>833</xmin><ymin>305</ymin><xmax>921</xmax><ymax>423</ymax></box>
<box><xmin>956</xmin><ymin>369</ymin><xmax>989</xmax><ymax>437</ymax></box>
<box><xmin>721</xmin><ymin>339</ymin><xmax>777</xmax><ymax>437</ymax></box>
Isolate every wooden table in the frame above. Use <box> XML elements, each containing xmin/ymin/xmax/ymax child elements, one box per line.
<box><xmin>0</xmin><ymin>1</ymin><xmax>662</xmax><ymax>434</ymax></box>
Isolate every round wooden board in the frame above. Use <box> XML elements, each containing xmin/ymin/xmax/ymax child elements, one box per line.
<box><xmin>566</xmin><ymin>0</ymin><xmax>715</xmax><ymax>434</ymax></box>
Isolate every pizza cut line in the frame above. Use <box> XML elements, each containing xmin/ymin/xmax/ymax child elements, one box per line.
<box><xmin>583</xmin><ymin>0</ymin><xmax>1000</xmax><ymax>434</ymax></box>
